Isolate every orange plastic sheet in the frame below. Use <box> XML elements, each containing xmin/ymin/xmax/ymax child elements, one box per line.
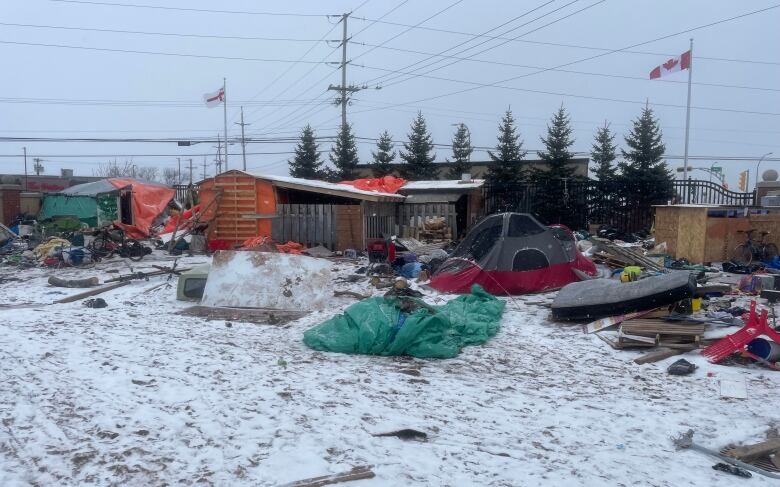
<box><xmin>110</xmin><ymin>178</ymin><xmax>175</xmax><ymax>238</ymax></box>
<box><xmin>240</xmin><ymin>236</ymin><xmax>304</xmax><ymax>254</ymax></box>
<box><xmin>338</xmin><ymin>175</ymin><xmax>407</xmax><ymax>194</ymax></box>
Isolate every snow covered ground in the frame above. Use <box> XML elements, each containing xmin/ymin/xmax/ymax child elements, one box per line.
<box><xmin>1</xmin><ymin>252</ymin><xmax>779</xmax><ymax>486</ymax></box>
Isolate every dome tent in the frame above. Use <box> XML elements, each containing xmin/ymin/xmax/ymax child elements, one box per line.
<box><xmin>430</xmin><ymin>213</ymin><xmax>597</xmax><ymax>295</ymax></box>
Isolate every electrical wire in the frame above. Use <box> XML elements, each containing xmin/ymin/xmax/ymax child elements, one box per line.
<box><xmin>355</xmin><ymin>4</ymin><xmax>780</xmax><ymax>111</ymax></box>
<box><xmin>47</xmin><ymin>0</ymin><xmax>333</xmax><ymax>17</ymax></box>
<box><xmin>0</xmin><ymin>39</ymin><xmax>338</xmax><ymax>63</ymax></box>
<box><xmin>0</xmin><ymin>22</ymin><xmax>338</xmax><ymax>43</ymax></box>
<box><xmin>353</xmin><ymin>43</ymin><xmax>780</xmax><ymax>93</ymax></box>
<box><xmin>353</xmin><ymin>12</ymin><xmax>780</xmax><ymax>67</ymax></box>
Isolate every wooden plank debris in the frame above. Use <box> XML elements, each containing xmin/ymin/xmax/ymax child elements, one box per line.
<box><xmin>633</xmin><ymin>347</ymin><xmax>687</xmax><ymax>365</ymax></box>
<box><xmin>54</xmin><ymin>281</ymin><xmax>131</xmax><ymax>304</ymax></box>
<box><xmin>281</xmin><ymin>466</ymin><xmax>375</xmax><ymax>487</ymax></box>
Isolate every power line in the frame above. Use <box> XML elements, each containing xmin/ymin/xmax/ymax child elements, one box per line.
<box><xmin>48</xmin><ymin>0</ymin><xmax>332</xmax><ymax>17</ymax></box>
<box><xmin>366</xmin><ymin>0</ymin><xmax>605</xmax><ymax>87</ymax></box>
<box><xmin>0</xmin><ymin>96</ymin><xmax>329</xmax><ymax>107</ymax></box>
<box><xmin>0</xmin><ymin>39</ymin><xmax>341</xmax><ymax>63</ymax></box>
<box><xmin>353</xmin><ymin>13</ymin><xmax>780</xmax><ymax>67</ymax></box>
<box><xmin>352</xmin><ymin>65</ymin><xmax>780</xmax><ymax>116</ymax></box>
<box><xmin>0</xmin><ymin>21</ymin><xmax>339</xmax><ymax>43</ymax></box>
<box><xmin>359</xmin><ymin>4</ymin><xmax>780</xmax><ymax>110</ymax></box>
<box><xmin>353</xmin><ymin>43</ymin><xmax>780</xmax><ymax>93</ymax></box>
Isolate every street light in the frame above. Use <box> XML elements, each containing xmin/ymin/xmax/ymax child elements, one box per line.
<box><xmin>755</xmin><ymin>152</ymin><xmax>774</xmax><ymax>190</ymax></box>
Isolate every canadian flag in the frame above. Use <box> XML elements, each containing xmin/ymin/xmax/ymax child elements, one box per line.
<box><xmin>203</xmin><ymin>87</ymin><xmax>225</xmax><ymax>107</ymax></box>
<box><xmin>649</xmin><ymin>50</ymin><xmax>691</xmax><ymax>79</ymax></box>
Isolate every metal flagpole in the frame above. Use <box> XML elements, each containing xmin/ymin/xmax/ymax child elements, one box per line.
<box><xmin>223</xmin><ymin>77</ymin><xmax>228</xmax><ymax>171</ymax></box>
<box><xmin>682</xmin><ymin>38</ymin><xmax>693</xmax><ymax>187</ymax></box>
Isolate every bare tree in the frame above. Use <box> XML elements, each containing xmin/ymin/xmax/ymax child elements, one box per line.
<box><xmin>93</xmin><ymin>160</ymin><xmax>160</xmax><ymax>182</ymax></box>
<box><xmin>162</xmin><ymin>167</ymin><xmax>179</xmax><ymax>185</ymax></box>
<box><xmin>135</xmin><ymin>166</ymin><xmax>159</xmax><ymax>182</ymax></box>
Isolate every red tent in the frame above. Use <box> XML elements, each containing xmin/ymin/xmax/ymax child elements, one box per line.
<box><xmin>430</xmin><ymin>213</ymin><xmax>597</xmax><ymax>295</ymax></box>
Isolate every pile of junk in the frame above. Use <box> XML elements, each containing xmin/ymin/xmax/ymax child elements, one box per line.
<box><xmin>553</xmin><ymin>224</ymin><xmax>780</xmax><ymax>376</ymax></box>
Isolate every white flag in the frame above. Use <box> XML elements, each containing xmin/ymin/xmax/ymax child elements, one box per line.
<box><xmin>203</xmin><ymin>87</ymin><xmax>224</xmax><ymax>107</ymax></box>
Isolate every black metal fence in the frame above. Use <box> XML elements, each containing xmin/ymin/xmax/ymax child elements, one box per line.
<box><xmin>482</xmin><ymin>179</ymin><xmax>756</xmax><ymax>232</ymax></box>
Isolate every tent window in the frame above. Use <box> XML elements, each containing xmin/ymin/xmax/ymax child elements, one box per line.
<box><xmin>467</xmin><ymin>219</ymin><xmax>503</xmax><ymax>260</ymax></box>
<box><xmin>507</xmin><ymin>214</ymin><xmax>544</xmax><ymax>237</ymax></box>
<box><xmin>512</xmin><ymin>249</ymin><xmax>549</xmax><ymax>271</ymax></box>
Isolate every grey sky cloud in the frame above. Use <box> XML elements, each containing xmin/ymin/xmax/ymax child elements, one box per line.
<box><xmin>1</xmin><ymin>0</ymin><xmax>778</xmax><ymax>188</ymax></box>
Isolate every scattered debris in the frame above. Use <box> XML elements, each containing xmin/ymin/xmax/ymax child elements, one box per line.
<box><xmin>672</xmin><ymin>430</ymin><xmax>780</xmax><ymax>479</ymax></box>
<box><xmin>48</xmin><ymin>276</ymin><xmax>99</xmax><ymax>288</ymax></box>
<box><xmin>54</xmin><ymin>281</ymin><xmax>131</xmax><ymax>304</ymax></box>
<box><xmin>83</xmin><ymin>298</ymin><xmax>108</xmax><ymax>308</ymax></box>
<box><xmin>281</xmin><ymin>465</ymin><xmax>375</xmax><ymax>487</ymax></box>
<box><xmin>712</xmin><ymin>462</ymin><xmax>752</xmax><ymax>478</ymax></box>
<box><xmin>667</xmin><ymin>358</ymin><xmax>697</xmax><ymax>375</ymax></box>
<box><xmin>372</xmin><ymin>428</ymin><xmax>428</xmax><ymax>441</ymax></box>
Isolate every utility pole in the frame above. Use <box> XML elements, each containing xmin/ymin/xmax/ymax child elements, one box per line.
<box><xmin>214</xmin><ymin>134</ymin><xmax>223</xmax><ymax>174</ymax></box>
<box><xmin>327</xmin><ymin>13</ymin><xmax>377</xmax><ymax>130</ymax></box>
<box><xmin>188</xmin><ymin>158</ymin><xmax>193</xmax><ymax>185</ymax></box>
<box><xmin>235</xmin><ymin>106</ymin><xmax>250</xmax><ymax>171</ymax></box>
<box><xmin>23</xmin><ymin>147</ymin><xmax>28</xmax><ymax>191</ymax></box>
<box><xmin>33</xmin><ymin>158</ymin><xmax>44</xmax><ymax>175</ymax></box>
<box><xmin>177</xmin><ymin>157</ymin><xmax>181</xmax><ymax>185</ymax></box>
<box><xmin>202</xmin><ymin>157</ymin><xmax>207</xmax><ymax>180</ymax></box>
<box><xmin>223</xmin><ymin>77</ymin><xmax>228</xmax><ymax>171</ymax></box>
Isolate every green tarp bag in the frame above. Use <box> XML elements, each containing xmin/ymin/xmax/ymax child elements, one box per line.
<box><xmin>303</xmin><ymin>285</ymin><xmax>505</xmax><ymax>359</ymax></box>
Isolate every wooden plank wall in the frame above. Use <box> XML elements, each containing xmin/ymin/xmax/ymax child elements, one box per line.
<box><xmin>200</xmin><ymin>174</ymin><xmax>263</xmax><ymax>244</ymax></box>
<box><xmin>273</xmin><ymin>204</ymin><xmax>337</xmax><ymax>249</ymax></box>
<box><xmin>336</xmin><ymin>205</ymin><xmax>363</xmax><ymax>250</ymax></box>
<box><xmin>362</xmin><ymin>202</ymin><xmax>397</xmax><ymax>240</ymax></box>
<box><xmin>398</xmin><ymin>203</ymin><xmax>457</xmax><ymax>239</ymax></box>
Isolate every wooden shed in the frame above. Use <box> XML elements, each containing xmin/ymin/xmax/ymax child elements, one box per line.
<box><xmin>198</xmin><ymin>171</ymin><xmax>405</xmax><ymax>250</ymax></box>
<box><xmin>654</xmin><ymin>204</ymin><xmax>780</xmax><ymax>263</ymax></box>
<box><xmin>398</xmin><ymin>179</ymin><xmax>484</xmax><ymax>239</ymax></box>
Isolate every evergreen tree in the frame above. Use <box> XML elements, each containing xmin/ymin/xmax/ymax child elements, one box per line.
<box><xmin>486</xmin><ymin>108</ymin><xmax>526</xmax><ymax>186</ymax></box>
<box><xmin>399</xmin><ymin>112</ymin><xmax>438</xmax><ymax>180</ymax></box>
<box><xmin>447</xmin><ymin>123</ymin><xmax>474</xmax><ymax>179</ymax></box>
<box><xmin>328</xmin><ymin>123</ymin><xmax>359</xmax><ymax>180</ymax></box>
<box><xmin>370</xmin><ymin>130</ymin><xmax>396</xmax><ymax>177</ymax></box>
<box><xmin>590</xmin><ymin>122</ymin><xmax>618</xmax><ymax>225</ymax></box>
<box><xmin>531</xmin><ymin>106</ymin><xmax>578</xmax><ymax>225</ymax></box>
<box><xmin>534</xmin><ymin>105</ymin><xmax>576</xmax><ymax>181</ymax></box>
<box><xmin>288</xmin><ymin>124</ymin><xmax>324</xmax><ymax>179</ymax></box>
<box><xmin>618</xmin><ymin>105</ymin><xmax>674</xmax><ymax>225</ymax></box>
<box><xmin>591</xmin><ymin>121</ymin><xmax>617</xmax><ymax>181</ymax></box>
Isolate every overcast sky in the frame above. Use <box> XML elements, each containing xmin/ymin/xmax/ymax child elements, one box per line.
<box><xmin>2</xmin><ymin>0</ymin><xmax>779</xmax><ymax>188</ymax></box>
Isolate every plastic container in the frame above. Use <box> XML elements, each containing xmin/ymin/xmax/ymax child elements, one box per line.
<box><xmin>747</xmin><ymin>338</ymin><xmax>780</xmax><ymax>362</ymax></box>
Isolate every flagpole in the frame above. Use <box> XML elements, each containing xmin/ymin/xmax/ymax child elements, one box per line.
<box><xmin>683</xmin><ymin>38</ymin><xmax>693</xmax><ymax>187</ymax></box>
<box><xmin>223</xmin><ymin>77</ymin><xmax>228</xmax><ymax>172</ymax></box>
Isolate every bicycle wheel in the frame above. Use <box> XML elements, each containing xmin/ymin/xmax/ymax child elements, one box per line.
<box><xmin>125</xmin><ymin>239</ymin><xmax>146</xmax><ymax>262</ymax></box>
<box><xmin>761</xmin><ymin>243</ymin><xmax>779</xmax><ymax>261</ymax></box>
<box><xmin>89</xmin><ymin>236</ymin><xmax>113</xmax><ymax>259</ymax></box>
<box><xmin>732</xmin><ymin>243</ymin><xmax>753</xmax><ymax>265</ymax></box>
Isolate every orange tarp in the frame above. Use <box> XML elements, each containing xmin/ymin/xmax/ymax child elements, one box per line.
<box><xmin>339</xmin><ymin>176</ymin><xmax>407</xmax><ymax>194</ymax></box>
<box><xmin>110</xmin><ymin>178</ymin><xmax>175</xmax><ymax>238</ymax></box>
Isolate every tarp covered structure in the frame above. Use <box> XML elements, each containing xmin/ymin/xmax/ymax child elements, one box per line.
<box><xmin>39</xmin><ymin>178</ymin><xmax>174</xmax><ymax>237</ymax></box>
<box><xmin>303</xmin><ymin>285</ymin><xmax>505</xmax><ymax>358</ymax></box>
<box><xmin>430</xmin><ymin>213</ymin><xmax>597</xmax><ymax>295</ymax></box>
<box><xmin>338</xmin><ymin>175</ymin><xmax>407</xmax><ymax>194</ymax></box>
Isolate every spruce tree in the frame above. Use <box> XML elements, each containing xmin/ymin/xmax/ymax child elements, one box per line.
<box><xmin>591</xmin><ymin>121</ymin><xmax>617</xmax><ymax>181</ymax></box>
<box><xmin>590</xmin><ymin>122</ymin><xmax>618</xmax><ymax>225</ymax></box>
<box><xmin>618</xmin><ymin>105</ymin><xmax>673</xmax><ymax>225</ymax></box>
<box><xmin>532</xmin><ymin>106</ymin><xmax>577</xmax><ymax>225</ymax></box>
<box><xmin>370</xmin><ymin>130</ymin><xmax>396</xmax><ymax>177</ymax></box>
<box><xmin>288</xmin><ymin>124</ymin><xmax>324</xmax><ymax>179</ymax></box>
<box><xmin>328</xmin><ymin>123</ymin><xmax>359</xmax><ymax>180</ymax></box>
<box><xmin>447</xmin><ymin>123</ymin><xmax>474</xmax><ymax>179</ymax></box>
<box><xmin>534</xmin><ymin>105</ymin><xmax>576</xmax><ymax>181</ymax></box>
<box><xmin>399</xmin><ymin>112</ymin><xmax>438</xmax><ymax>180</ymax></box>
<box><xmin>486</xmin><ymin>108</ymin><xmax>526</xmax><ymax>186</ymax></box>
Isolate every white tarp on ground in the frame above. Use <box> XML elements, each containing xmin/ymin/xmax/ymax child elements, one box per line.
<box><xmin>200</xmin><ymin>250</ymin><xmax>332</xmax><ymax>311</ymax></box>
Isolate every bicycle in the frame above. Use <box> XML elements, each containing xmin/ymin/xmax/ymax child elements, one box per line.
<box><xmin>732</xmin><ymin>229</ymin><xmax>779</xmax><ymax>265</ymax></box>
<box><xmin>88</xmin><ymin>225</ymin><xmax>147</xmax><ymax>262</ymax></box>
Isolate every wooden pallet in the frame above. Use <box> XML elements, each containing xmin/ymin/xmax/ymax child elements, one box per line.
<box><xmin>617</xmin><ymin>319</ymin><xmax>704</xmax><ymax>348</ymax></box>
